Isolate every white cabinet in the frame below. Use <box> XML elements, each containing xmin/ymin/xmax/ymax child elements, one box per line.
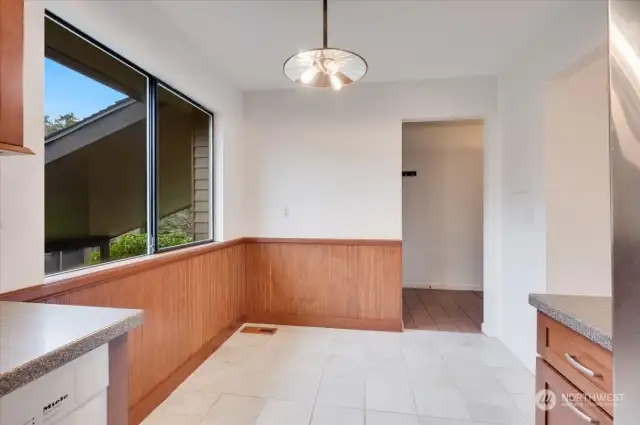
<box><xmin>55</xmin><ymin>391</ymin><xmax>107</xmax><ymax>425</ymax></box>
<box><xmin>74</xmin><ymin>344</ymin><xmax>109</xmax><ymax>407</ymax></box>
<box><xmin>0</xmin><ymin>345</ymin><xmax>109</xmax><ymax>425</ymax></box>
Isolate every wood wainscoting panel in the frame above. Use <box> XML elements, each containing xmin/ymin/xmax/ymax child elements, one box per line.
<box><xmin>27</xmin><ymin>242</ymin><xmax>246</xmax><ymax>425</ymax></box>
<box><xmin>245</xmin><ymin>239</ymin><xmax>402</xmax><ymax>331</ymax></box>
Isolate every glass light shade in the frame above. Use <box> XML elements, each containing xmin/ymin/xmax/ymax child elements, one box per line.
<box><xmin>284</xmin><ymin>48</ymin><xmax>367</xmax><ymax>89</ymax></box>
<box><xmin>329</xmin><ymin>73</ymin><xmax>342</xmax><ymax>91</ymax></box>
<box><xmin>300</xmin><ymin>66</ymin><xmax>318</xmax><ymax>84</ymax></box>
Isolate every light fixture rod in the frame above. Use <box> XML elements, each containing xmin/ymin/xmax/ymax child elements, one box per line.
<box><xmin>323</xmin><ymin>0</ymin><xmax>328</xmax><ymax>48</ymax></box>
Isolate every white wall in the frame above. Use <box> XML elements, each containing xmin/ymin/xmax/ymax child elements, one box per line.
<box><xmin>545</xmin><ymin>50</ymin><xmax>611</xmax><ymax>296</ymax></box>
<box><xmin>243</xmin><ymin>76</ymin><xmax>503</xmax><ymax>335</ymax></box>
<box><xmin>497</xmin><ymin>0</ymin><xmax>608</xmax><ymax>371</ymax></box>
<box><xmin>402</xmin><ymin>121</ymin><xmax>484</xmax><ymax>291</ymax></box>
<box><xmin>0</xmin><ymin>1</ymin><xmax>244</xmax><ymax>293</ymax></box>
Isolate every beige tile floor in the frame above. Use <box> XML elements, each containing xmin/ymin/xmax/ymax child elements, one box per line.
<box><xmin>142</xmin><ymin>324</ymin><xmax>534</xmax><ymax>425</ymax></box>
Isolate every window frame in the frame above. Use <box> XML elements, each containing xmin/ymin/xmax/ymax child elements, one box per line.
<box><xmin>45</xmin><ymin>11</ymin><xmax>215</xmax><ymax>275</ymax></box>
<box><xmin>154</xmin><ymin>82</ymin><xmax>215</xmax><ymax>254</ymax></box>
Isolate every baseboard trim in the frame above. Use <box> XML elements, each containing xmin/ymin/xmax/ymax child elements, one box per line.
<box><xmin>403</xmin><ymin>282</ymin><xmax>482</xmax><ymax>291</ymax></box>
<box><xmin>128</xmin><ymin>318</ymin><xmax>244</xmax><ymax>425</ymax></box>
<box><xmin>247</xmin><ymin>313</ymin><xmax>403</xmax><ymax>332</ymax></box>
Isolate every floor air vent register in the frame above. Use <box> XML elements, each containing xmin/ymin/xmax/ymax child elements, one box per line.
<box><xmin>240</xmin><ymin>326</ymin><xmax>278</xmax><ymax>335</ymax></box>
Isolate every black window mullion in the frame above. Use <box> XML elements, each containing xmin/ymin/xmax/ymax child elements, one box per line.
<box><xmin>209</xmin><ymin>114</ymin><xmax>215</xmax><ymax>242</ymax></box>
<box><xmin>148</xmin><ymin>78</ymin><xmax>159</xmax><ymax>254</ymax></box>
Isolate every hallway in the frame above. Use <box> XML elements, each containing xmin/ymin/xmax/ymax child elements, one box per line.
<box><xmin>143</xmin><ymin>324</ymin><xmax>532</xmax><ymax>425</ymax></box>
<box><xmin>403</xmin><ymin>289</ymin><xmax>483</xmax><ymax>332</ymax></box>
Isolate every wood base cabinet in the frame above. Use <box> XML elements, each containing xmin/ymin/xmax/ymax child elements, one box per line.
<box><xmin>536</xmin><ymin>358</ymin><xmax>613</xmax><ymax>425</ymax></box>
<box><xmin>536</xmin><ymin>312</ymin><xmax>613</xmax><ymax>424</ymax></box>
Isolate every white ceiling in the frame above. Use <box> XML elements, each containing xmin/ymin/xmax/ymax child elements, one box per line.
<box><xmin>153</xmin><ymin>0</ymin><xmax>573</xmax><ymax>91</ymax></box>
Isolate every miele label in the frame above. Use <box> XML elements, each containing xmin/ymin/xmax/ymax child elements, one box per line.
<box><xmin>42</xmin><ymin>394</ymin><xmax>69</xmax><ymax>423</ymax></box>
<box><xmin>2</xmin><ymin>347</ymin><xmax>109</xmax><ymax>425</ymax></box>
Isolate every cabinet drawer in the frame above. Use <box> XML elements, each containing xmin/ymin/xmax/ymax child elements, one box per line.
<box><xmin>536</xmin><ymin>358</ymin><xmax>612</xmax><ymax>425</ymax></box>
<box><xmin>537</xmin><ymin>312</ymin><xmax>613</xmax><ymax>416</ymax></box>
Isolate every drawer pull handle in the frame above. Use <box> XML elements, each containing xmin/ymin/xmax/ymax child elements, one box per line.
<box><xmin>565</xmin><ymin>396</ymin><xmax>599</xmax><ymax>424</ymax></box>
<box><xmin>565</xmin><ymin>353</ymin><xmax>602</xmax><ymax>378</ymax></box>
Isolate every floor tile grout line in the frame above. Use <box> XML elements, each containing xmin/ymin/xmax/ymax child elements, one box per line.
<box><xmin>401</xmin><ymin>339</ymin><xmax>421</xmax><ymax>420</ymax></box>
<box><xmin>438</xmin><ymin>354</ymin><xmax>530</xmax><ymax>425</ymax></box>
<box><xmin>307</xmin><ymin>353</ymin><xmax>326</xmax><ymax>425</ymax></box>
<box><xmin>363</xmin><ymin>366</ymin><xmax>368</xmax><ymax>423</ymax></box>
<box><xmin>196</xmin><ymin>390</ymin><xmax>223</xmax><ymax>423</ymax></box>
<box><xmin>428</xmin><ymin>338</ymin><xmax>476</xmax><ymax>422</ymax></box>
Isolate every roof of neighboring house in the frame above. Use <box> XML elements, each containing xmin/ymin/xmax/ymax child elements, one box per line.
<box><xmin>45</xmin><ymin>97</ymin><xmax>138</xmax><ymax>144</ymax></box>
<box><xmin>44</xmin><ymin>96</ymin><xmax>194</xmax><ymax>245</ymax></box>
<box><xmin>44</xmin><ymin>97</ymin><xmax>145</xmax><ymax>165</ymax></box>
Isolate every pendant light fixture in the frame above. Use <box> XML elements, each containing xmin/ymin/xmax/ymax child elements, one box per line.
<box><xmin>283</xmin><ymin>0</ymin><xmax>367</xmax><ymax>90</ymax></box>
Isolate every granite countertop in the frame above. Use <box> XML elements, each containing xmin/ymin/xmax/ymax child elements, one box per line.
<box><xmin>0</xmin><ymin>301</ymin><xmax>143</xmax><ymax>397</ymax></box>
<box><xmin>529</xmin><ymin>293</ymin><xmax>611</xmax><ymax>351</ymax></box>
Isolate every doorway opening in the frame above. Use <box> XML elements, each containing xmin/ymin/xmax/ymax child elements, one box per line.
<box><xmin>401</xmin><ymin>119</ymin><xmax>484</xmax><ymax>332</ymax></box>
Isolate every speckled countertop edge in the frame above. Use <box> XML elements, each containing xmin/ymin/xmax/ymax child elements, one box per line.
<box><xmin>529</xmin><ymin>294</ymin><xmax>611</xmax><ymax>351</ymax></box>
<box><xmin>0</xmin><ymin>310</ymin><xmax>143</xmax><ymax>397</ymax></box>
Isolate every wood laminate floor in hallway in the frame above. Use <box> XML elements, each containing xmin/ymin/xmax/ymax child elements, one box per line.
<box><xmin>402</xmin><ymin>289</ymin><xmax>483</xmax><ymax>332</ymax></box>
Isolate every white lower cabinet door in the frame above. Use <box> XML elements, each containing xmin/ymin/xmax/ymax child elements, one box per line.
<box><xmin>55</xmin><ymin>391</ymin><xmax>107</xmax><ymax>425</ymax></box>
<box><xmin>1</xmin><ymin>361</ymin><xmax>76</xmax><ymax>425</ymax></box>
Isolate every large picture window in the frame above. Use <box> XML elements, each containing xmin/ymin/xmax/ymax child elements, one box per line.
<box><xmin>44</xmin><ymin>14</ymin><xmax>213</xmax><ymax>275</ymax></box>
<box><xmin>157</xmin><ymin>85</ymin><xmax>212</xmax><ymax>250</ymax></box>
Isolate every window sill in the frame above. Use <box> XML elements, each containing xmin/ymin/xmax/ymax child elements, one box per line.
<box><xmin>44</xmin><ymin>254</ymin><xmax>152</xmax><ymax>285</ymax></box>
<box><xmin>44</xmin><ymin>239</ymin><xmax>219</xmax><ymax>285</ymax></box>
<box><xmin>1</xmin><ymin>239</ymin><xmax>244</xmax><ymax>302</ymax></box>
